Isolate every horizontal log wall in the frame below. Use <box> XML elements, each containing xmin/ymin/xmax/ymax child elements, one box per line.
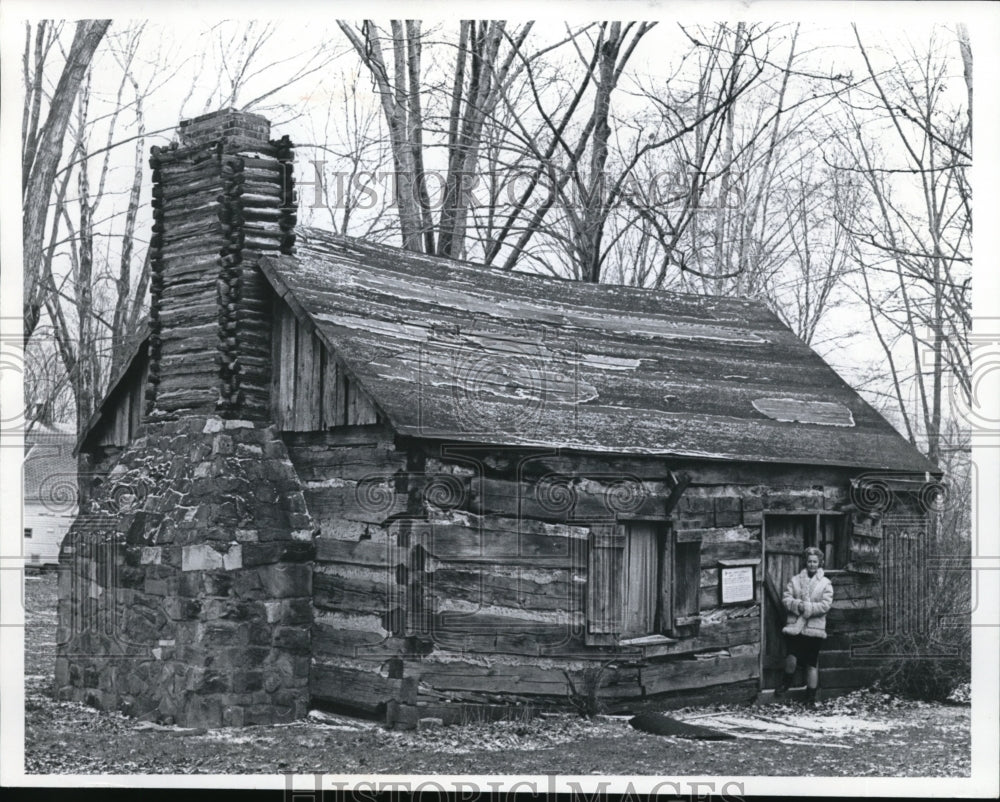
<box><xmin>291</xmin><ymin>433</ymin><xmax>893</xmax><ymax>718</ymax></box>
<box><xmin>283</xmin><ymin>427</ymin><xmax>410</xmax><ymax>716</ymax></box>
<box><xmin>399</xmin><ymin>449</ymin><xmax>775</xmax><ymax>708</ymax></box>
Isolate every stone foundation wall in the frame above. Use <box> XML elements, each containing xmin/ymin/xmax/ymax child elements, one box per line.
<box><xmin>56</xmin><ymin>416</ymin><xmax>315</xmax><ymax>727</ymax></box>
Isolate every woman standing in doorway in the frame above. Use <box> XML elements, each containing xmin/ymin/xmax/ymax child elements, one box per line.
<box><xmin>777</xmin><ymin>546</ymin><xmax>834</xmax><ymax>707</ymax></box>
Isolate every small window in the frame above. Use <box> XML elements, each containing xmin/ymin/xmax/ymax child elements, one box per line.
<box><xmin>24</xmin><ymin>528</ymin><xmax>33</xmax><ymax>539</ymax></box>
<box><xmin>586</xmin><ymin>522</ymin><xmax>701</xmax><ymax>644</ymax></box>
<box><xmin>811</xmin><ymin>515</ymin><xmax>848</xmax><ymax>570</ymax></box>
<box><xmin>767</xmin><ymin>513</ymin><xmax>848</xmax><ymax>570</ymax></box>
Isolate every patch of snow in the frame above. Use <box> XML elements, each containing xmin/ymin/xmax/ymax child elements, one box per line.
<box><xmin>677</xmin><ymin>709</ymin><xmax>893</xmax><ymax>742</ymax></box>
<box><xmin>307</xmin><ymin>710</ymin><xmax>376</xmax><ymax>730</ymax></box>
<box><xmin>784</xmin><ymin>713</ymin><xmax>892</xmax><ymax>734</ymax></box>
<box><xmin>200</xmin><ymin>730</ymin><xmax>277</xmax><ymax>744</ymax></box>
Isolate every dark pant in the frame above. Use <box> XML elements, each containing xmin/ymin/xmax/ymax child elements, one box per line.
<box><xmin>785</xmin><ymin>634</ymin><xmax>822</xmax><ymax>668</ymax></box>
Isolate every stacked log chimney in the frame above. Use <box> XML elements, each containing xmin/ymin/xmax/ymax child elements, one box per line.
<box><xmin>146</xmin><ymin>109</ymin><xmax>296</xmax><ymax>418</ymax></box>
<box><xmin>56</xmin><ymin>110</ymin><xmax>314</xmax><ymax>728</ymax></box>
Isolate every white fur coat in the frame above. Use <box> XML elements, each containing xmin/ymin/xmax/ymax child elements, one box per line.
<box><xmin>782</xmin><ymin>568</ymin><xmax>834</xmax><ymax>639</ymax></box>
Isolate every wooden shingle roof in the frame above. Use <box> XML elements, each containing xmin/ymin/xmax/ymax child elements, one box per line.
<box><xmin>24</xmin><ymin>424</ymin><xmax>78</xmax><ymax>506</ymax></box>
<box><xmin>260</xmin><ymin>228</ymin><xmax>935</xmax><ymax>472</ymax></box>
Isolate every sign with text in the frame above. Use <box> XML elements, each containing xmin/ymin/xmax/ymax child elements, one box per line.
<box><xmin>720</xmin><ymin>564</ymin><xmax>755</xmax><ymax>604</ymax></box>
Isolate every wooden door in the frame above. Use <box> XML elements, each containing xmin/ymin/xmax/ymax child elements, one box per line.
<box><xmin>761</xmin><ymin>515</ymin><xmax>814</xmax><ymax>688</ymax></box>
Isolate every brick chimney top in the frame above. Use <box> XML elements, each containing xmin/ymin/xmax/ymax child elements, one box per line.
<box><xmin>177</xmin><ymin>108</ymin><xmax>271</xmax><ymax>152</ymax></box>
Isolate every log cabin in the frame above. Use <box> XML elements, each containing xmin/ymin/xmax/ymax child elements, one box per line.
<box><xmin>57</xmin><ymin>108</ymin><xmax>941</xmax><ymax>729</ymax></box>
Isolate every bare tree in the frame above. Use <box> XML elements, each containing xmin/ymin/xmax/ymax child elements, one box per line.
<box><xmin>780</xmin><ymin>157</ymin><xmax>860</xmax><ymax>345</ymax></box>
<box><xmin>22</xmin><ymin>19</ymin><xmax>111</xmax><ymax>341</ymax></box>
<box><xmin>27</xmin><ymin>23</ymin><xmax>160</xmax><ymax>435</ymax></box>
<box><xmin>480</xmin><ymin>21</ymin><xmax>664</xmax><ymax>280</ymax></box>
<box><xmin>598</xmin><ymin>24</ymin><xmax>793</xmax><ymax>291</ymax></box>
<box><xmin>337</xmin><ymin>19</ymin><xmax>535</xmax><ymax>257</ymax></box>
<box><xmin>300</xmin><ymin>67</ymin><xmax>397</xmax><ymax>239</ymax></box>
<box><xmin>832</xmin><ymin>26</ymin><xmax>971</xmax><ymax>466</ymax></box>
<box><xmin>194</xmin><ymin>21</ymin><xmax>344</xmax><ymax>115</ymax></box>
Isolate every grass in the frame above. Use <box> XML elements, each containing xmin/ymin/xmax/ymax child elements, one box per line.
<box><xmin>22</xmin><ymin>572</ymin><xmax>970</xmax><ymax>776</ymax></box>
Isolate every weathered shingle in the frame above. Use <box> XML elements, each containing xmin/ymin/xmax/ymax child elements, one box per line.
<box><xmin>260</xmin><ymin>228</ymin><xmax>935</xmax><ymax>472</ymax></box>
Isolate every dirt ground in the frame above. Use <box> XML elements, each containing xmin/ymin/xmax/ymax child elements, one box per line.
<box><xmin>22</xmin><ymin>572</ymin><xmax>971</xmax><ymax>776</ymax></box>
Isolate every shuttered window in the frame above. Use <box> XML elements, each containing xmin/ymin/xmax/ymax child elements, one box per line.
<box><xmin>767</xmin><ymin>512</ymin><xmax>850</xmax><ymax>570</ymax></box>
<box><xmin>586</xmin><ymin>522</ymin><xmax>701</xmax><ymax>644</ymax></box>
<box><xmin>815</xmin><ymin>514</ymin><xmax>849</xmax><ymax>569</ymax></box>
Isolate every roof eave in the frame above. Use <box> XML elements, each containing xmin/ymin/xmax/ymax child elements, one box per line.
<box><xmin>75</xmin><ymin>335</ymin><xmax>149</xmax><ymax>456</ymax></box>
<box><xmin>391</xmin><ymin>425</ymin><xmax>941</xmax><ymax>476</ymax></box>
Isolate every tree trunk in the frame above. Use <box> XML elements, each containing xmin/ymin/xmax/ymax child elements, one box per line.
<box><xmin>580</xmin><ymin>23</ymin><xmax>620</xmax><ymax>283</ymax></box>
<box><xmin>956</xmin><ymin>24</ymin><xmax>972</xmax><ymax>142</ymax></box>
<box><xmin>74</xmin><ymin>77</ymin><xmax>98</xmax><ymax>438</ymax></box>
<box><xmin>111</xmin><ymin>96</ymin><xmax>146</xmax><ymax>378</ymax></box>
<box><xmin>22</xmin><ymin>19</ymin><xmax>110</xmax><ymax>341</ymax></box>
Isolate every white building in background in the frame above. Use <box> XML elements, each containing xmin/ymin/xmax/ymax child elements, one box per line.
<box><xmin>23</xmin><ymin>422</ymin><xmax>77</xmax><ymax>568</ymax></box>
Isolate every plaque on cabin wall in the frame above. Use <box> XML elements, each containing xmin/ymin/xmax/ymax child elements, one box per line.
<box><xmin>718</xmin><ymin>558</ymin><xmax>760</xmax><ymax>605</ymax></box>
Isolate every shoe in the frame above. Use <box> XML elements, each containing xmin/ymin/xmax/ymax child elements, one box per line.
<box><xmin>804</xmin><ymin>687</ymin><xmax>818</xmax><ymax>707</ymax></box>
<box><xmin>775</xmin><ymin>672</ymin><xmax>795</xmax><ymax>697</ymax></box>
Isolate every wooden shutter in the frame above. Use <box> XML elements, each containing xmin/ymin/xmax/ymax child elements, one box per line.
<box><xmin>622</xmin><ymin>522</ymin><xmax>659</xmax><ymax>637</ymax></box>
<box><xmin>586</xmin><ymin>524</ymin><xmax>625</xmax><ymax>645</ymax></box>
<box><xmin>658</xmin><ymin>528</ymin><xmax>672</xmax><ymax>633</ymax></box>
<box><xmin>672</xmin><ymin>528</ymin><xmax>702</xmax><ymax>635</ymax></box>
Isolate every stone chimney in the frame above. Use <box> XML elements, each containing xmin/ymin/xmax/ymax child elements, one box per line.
<box><xmin>56</xmin><ymin>110</ymin><xmax>313</xmax><ymax>728</ymax></box>
<box><xmin>147</xmin><ymin>108</ymin><xmax>295</xmax><ymax>419</ymax></box>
